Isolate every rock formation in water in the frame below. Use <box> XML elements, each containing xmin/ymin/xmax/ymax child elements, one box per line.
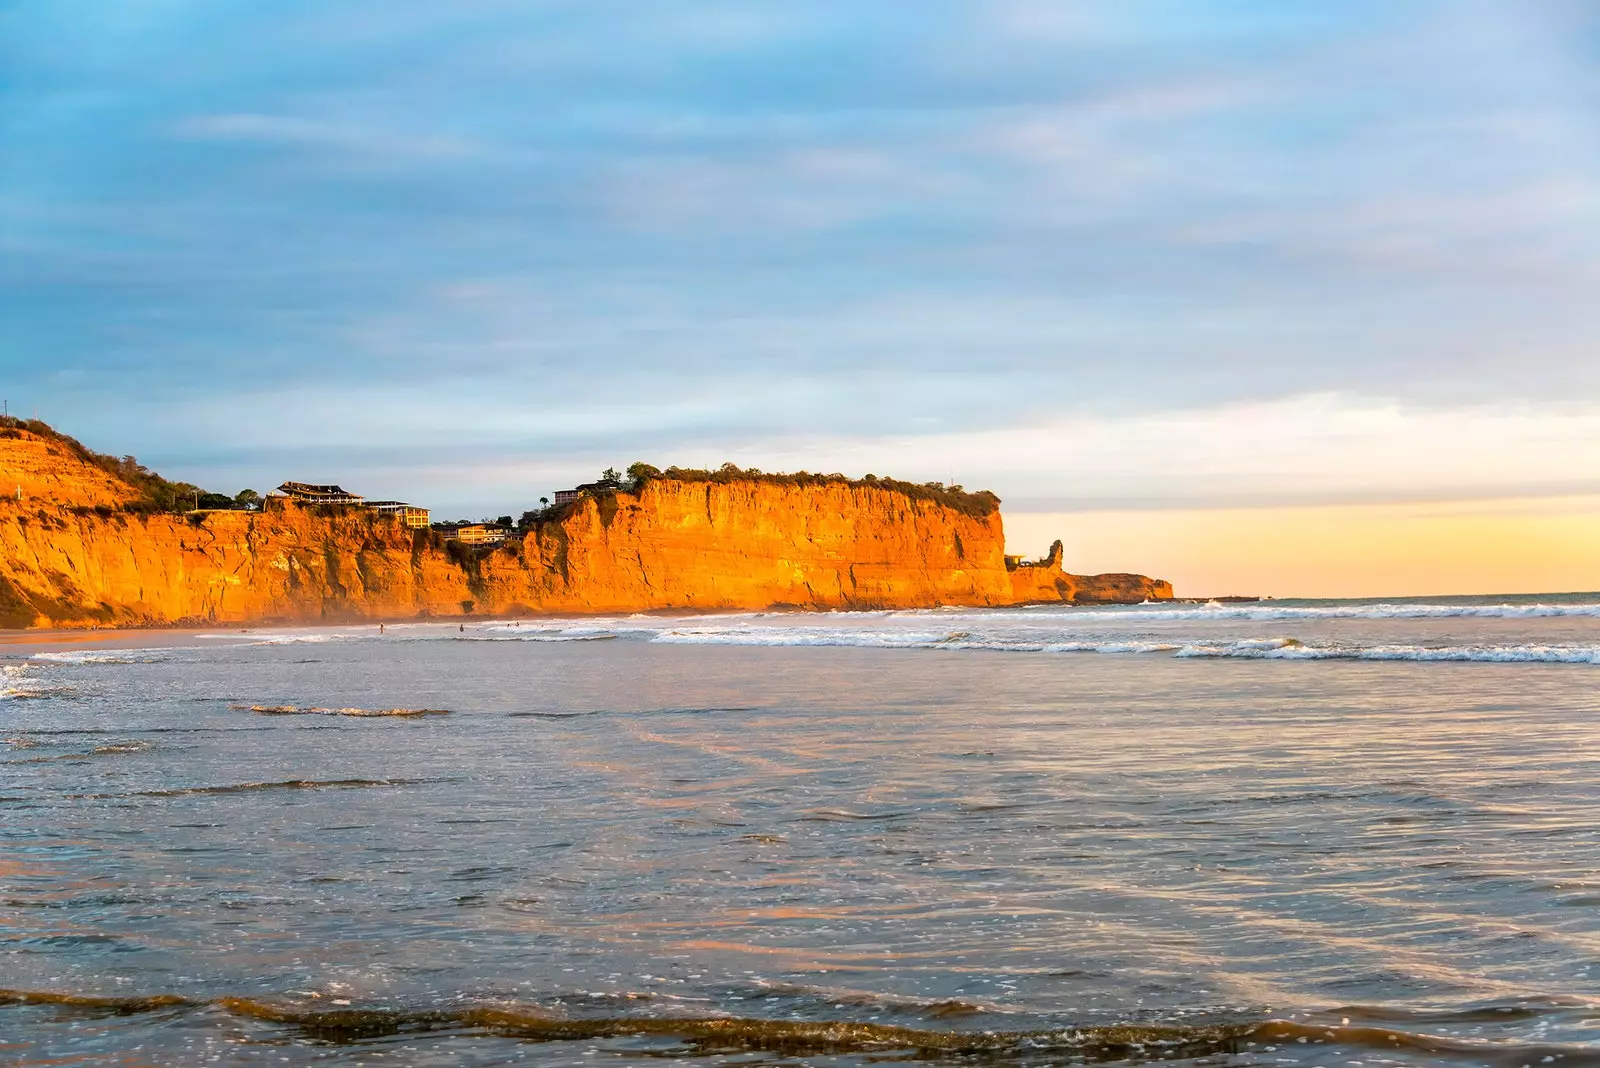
<box><xmin>0</xmin><ymin>424</ymin><xmax>1173</xmax><ymax>628</ymax></box>
<box><xmin>1007</xmin><ymin>539</ymin><xmax>1174</xmax><ymax>606</ymax></box>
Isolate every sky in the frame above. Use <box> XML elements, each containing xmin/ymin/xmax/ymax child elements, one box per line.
<box><xmin>3</xmin><ymin>2</ymin><xmax>1599</xmax><ymax>596</ymax></box>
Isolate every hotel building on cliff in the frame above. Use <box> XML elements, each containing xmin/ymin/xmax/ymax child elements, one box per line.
<box><xmin>274</xmin><ymin>482</ymin><xmax>430</xmax><ymax>529</ymax></box>
<box><xmin>436</xmin><ymin>523</ymin><xmax>506</xmax><ymax>546</ymax></box>
<box><xmin>276</xmin><ymin>482</ymin><xmax>366</xmax><ymax>506</ymax></box>
<box><xmin>369</xmin><ymin>501</ymin><xmax>432</xmax><ymax>529</ymax></box>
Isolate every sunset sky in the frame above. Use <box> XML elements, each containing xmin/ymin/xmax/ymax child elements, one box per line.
<box><xmin>5</xmin><ymin>2</ymin><xmax>1599</xmax><ymax>596</ymax></box>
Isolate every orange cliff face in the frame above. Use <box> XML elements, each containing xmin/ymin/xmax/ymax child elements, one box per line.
<box><xmin>0</xmin><ymin>427</ymin><xmax>1173</xmax><ymax>628</ymax></box>
<box><xmin>483</xmin><ymin>478</ymin><xmax>1014</xmax><ymax>614</ymax></box>
<box><xmin>0</xmin><ymin>429</ymin><xmax>138</xmax><ymax>509</ymax></box>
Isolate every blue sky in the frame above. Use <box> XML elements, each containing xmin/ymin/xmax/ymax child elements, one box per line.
<box><xmin>4</xmin><ymin>1</ymin><xmax>1599</xmax><ymax>519</ymax></box>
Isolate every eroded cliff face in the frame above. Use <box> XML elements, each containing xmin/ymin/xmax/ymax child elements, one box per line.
<box><xmin>0</xmin><ymin>429</ymin><xmax>1172</xmax><ymax>627</ymax></box>
<box><xmin>486</xmin><ymin>479</ymin><xmax>1013</xmax><ymax>615</ymax></box>
<box><xmin>0</xmin><ymin>431</ymin><xmax>136</xmax><ymax>509</ymax></box>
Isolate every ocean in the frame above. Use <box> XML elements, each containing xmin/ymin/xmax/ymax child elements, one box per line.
<box><xmin>3</xmin><ymin>594</ymin><xmax>1600</xmax><ymax>1066</ymax></box>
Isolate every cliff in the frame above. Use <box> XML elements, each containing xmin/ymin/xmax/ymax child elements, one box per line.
<box><xmin>0</xmin><ymin>429</ymin><xmax>138</xmax><ymax>509</ymax></box>
<box><xmin>0</xmin><ymin>427</ymin><xmax>1173</xmax><ymax>628</ymax></box>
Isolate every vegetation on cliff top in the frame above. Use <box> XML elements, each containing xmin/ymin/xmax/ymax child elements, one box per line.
<box><xmin>633</xmin><ymin>462</ymin><xmax>1002</xmax><ymax>518</ymax></box>
<box><xmin>0</xmin><ymin>417</ymin><xmax>219</xmax><ymax>513</ymax></box>
<box><xmin>6</xmin><ymin>418</ymin><xmax>1001</xmax><ymax>526</ymax></box>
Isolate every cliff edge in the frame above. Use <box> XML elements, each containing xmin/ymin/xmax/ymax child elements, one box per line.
<box><xmin>0</xmin><ymin>425</ymin><xmax>1173</xmax><ymax>627</ymax></box>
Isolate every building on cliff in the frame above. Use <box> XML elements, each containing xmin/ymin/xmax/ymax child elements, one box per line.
<box><xmin>369</xmin><ymin>501</ymin><xmax>431</xmax><ymax>529</ymax></box>
<box><xmin>277</xmin><ymin>482</ymin><xmax>366</xmax><ymax>506</ymax></box>
<box><xmin>277</xmin><ymin>484</ymin><xmax>430</xmax><ymax>528</ymax></box>
<box><xmin>553</xmin><ymin>479</ymin><xmax>625</xmax><ymax>506</ymax></box>
<box><xmin>436</xmin><ymin>522</ymin><xmax>507</xmax><ymax>546</ymax></box>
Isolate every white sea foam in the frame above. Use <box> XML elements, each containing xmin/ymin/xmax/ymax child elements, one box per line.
<box><xmin>247</xmin><ymin>633</ymin><xmax>357</xmax><ymax>646</ymax></box>
<box><xmin>79</xmin><ymin>598</ymin><xmax>1600</xmax><ymax>667</ymax></box>
<box><xmin>627</xmin><ymin>626</ymin><xmax>1600</xmax><ymax>664</ymax></box>
<box><xmin>192</xmin><ymin>630</ymin><xmax>360</xmax><ymax>646</ymax></box>
<box><xmin>0</xmin><ymin>663</ymin><xmax>68</xmax><ymax>699</ymax></box>
<box><xmin>920</xmin><ymin>601</ymin><xmax>1600</xmax><ymax>623</ymax></box>
<box><xmin>1174</xmin><ymin>641</ymin><xmax>1600</xmax><ymax>664</ymax></box>
<box><xmin>477</xmin><ymin>623</ymin><xmax>627</xmax><ymax>642</ymax></box>
<box><xmin>32</xmin><ymin>650</ymin><xmax>168</xmax><ymax>665</ymax></box>
<box><xmin>476</xmin><ymin>633</ymin><xmax>621</xmax><ymax>642</ymax></box>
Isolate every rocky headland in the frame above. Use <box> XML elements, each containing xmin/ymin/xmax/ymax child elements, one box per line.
<box><xmin>0</xmin><ymin>423</ymin><xmax>1173</xmax><ymax>628</ymax></box>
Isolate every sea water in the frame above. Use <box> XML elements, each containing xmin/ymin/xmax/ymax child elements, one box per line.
<box><xmin>3</xmin><ymin>595</ymin><xmax>1600</xmax><ymax>1065</ymax></box>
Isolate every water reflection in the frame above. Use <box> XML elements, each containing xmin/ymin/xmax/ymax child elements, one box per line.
<box><xmin>2</xmin><ymin>605</ymin><xmax>1600</xmax><ymax>1063</ymax></box>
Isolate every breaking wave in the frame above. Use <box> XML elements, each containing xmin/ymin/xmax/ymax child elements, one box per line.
<box><xmin>25</xmin><ymin>597</ymin><xmax>1600</xmax><ymax>669</ymax></box>
<box><xmin>0</xmin><ymin>664</ymin><xmax>69</xmax><ymax>700</ymax></box>
<box><xmin>639</xmin><ymin>628</ymin><xmax>1600</xmax><ymax>664</ymax></box>
<box><xmin>31</xmin><ymin>650</ymin><xmax>168</xmax><ymax>665</ymax></box>
<box><xmin>1174</xmin><ymin>639</ymin><xmax>1600</xmax><ymax>663</ymax></box>
<box><xmin>991</xmin><ymin>601</ymin><xmax>1600</xmax><ymax>622</ymax></box>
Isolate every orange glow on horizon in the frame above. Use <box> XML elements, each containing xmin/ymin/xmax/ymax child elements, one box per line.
<box><xmin>1006</xmin><ymin>496</ymin><xmax>1600</xmax><ymax>600</ymax></box>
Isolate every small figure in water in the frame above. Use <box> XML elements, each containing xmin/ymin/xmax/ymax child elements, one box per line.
<box><xmin>460</xmin><ymin>624</ymin><xmax>465</xmax><ymax>633</ymax></box>
<box><xmin>379</xmin><ymin>623</ymin><xmax>385</xmax><ymax>634</ymax></box>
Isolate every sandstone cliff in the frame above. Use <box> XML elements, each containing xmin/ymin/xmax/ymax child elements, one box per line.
<box><xmin>0</xmin><ymin>427</ymin><xmax>1173</xmax><ymax>627</ymax></box>
<box><xmin>0</xmin><ymin>430</ymin><xmax>138</xmax><ymax>509</ymax></box>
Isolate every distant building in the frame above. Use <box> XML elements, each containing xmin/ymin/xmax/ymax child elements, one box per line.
<box><xmin>437</xmin><ymin>523</ymin><xmax>506</xmax><ymax>546</ymax></box>
<box><xmin>552</xmin><ymin>481</ymin><xmax>620</xmax><ymax>506</ymax></box>
<box><xmin>369</xmin><ymin>501</ymin><xmax>431</xmax><ymax>529</ymax></box>
<box><xmin>277</xmin><ymin>482</ymin><xmax>365</xmax><ymax>506</ymax></box>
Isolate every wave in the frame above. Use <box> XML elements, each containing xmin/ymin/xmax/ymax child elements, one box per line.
<box><xmin>31</xmin><ymin>650</ymin><xmax>168</xmax><ymax>665</ymax></box>
<box><xmin>3</xmin><ymin>988</ymin><xmax>1597</xmax><ymax>1065</ymax></box>
<box><xmin>460</xmin><ymin>632</ymin><xmax>620</xmax><ymax>642</ymax></box>
<box><xmin>0</xmin><ymin>664</ymin><xmax>70</xmax><ymax>700</ymax></box>
<box><xmin>507</xmin><ymin>705</ymin><xmax>761</xmax><ymax>719</ymax></box>
<box><xmin>970</xmin><ymin>601</ymin><xmax>1600</xmax><ymax>623</ymax></box>
<box><xmin>195</xmin><ymin>631</ymin><xmax>357</xmax><ymax>646</ymax></box>
<box><xmin>5</xmin><ymin>740</ymin><xmax>154</xmax><ymax>765</ymax></box>
<box><xmin>1175</xmin><ymin>640</ymin><xmax>1600</xmax><ymax>663</ymax></box>
<box><xmin>64</xmin><ymin>778</ymin><xmax>445</xmax><ymax>800</ymax></box>
<box><xmin>228</xmin><ymin>704</ymin><xmax>453</xmax><ymax>717</ymax></box>
<box><xmin>641</xmin><ymin>628</ymin><xmax>1600</xmax><ymax>664</ymax></box>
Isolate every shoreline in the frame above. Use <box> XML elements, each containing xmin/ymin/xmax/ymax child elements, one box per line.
<box><xmin>0</xmin><ymin>598</ymin><xmax>1177</xmax><ymax>648</ymax></box>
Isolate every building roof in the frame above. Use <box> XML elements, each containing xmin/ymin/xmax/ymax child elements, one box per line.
<box><xmin>278</xmin><ymin>481</ymin><xmax>364</xmax><ymax>501</ymax></box>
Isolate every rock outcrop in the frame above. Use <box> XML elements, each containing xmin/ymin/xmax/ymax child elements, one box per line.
<box><xmin>1006</xmin><ymin>540</ymin><xmax>1174</xmax><ymax>605</ymax></box>
<box><xmin>0</xmin><ymin>427</ymin><xmax>1173</xmax><ymax>628</ymax></box>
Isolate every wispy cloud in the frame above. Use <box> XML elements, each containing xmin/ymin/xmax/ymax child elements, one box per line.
<box><xmin>170</xmin><ymin>113</ymin><xmax>478</xmax><ymax>161</ymax></box>
<box><xmin>4</xmin><ymin>0</ymin><xmax>1600</xmax><ymax>514</ymax></box>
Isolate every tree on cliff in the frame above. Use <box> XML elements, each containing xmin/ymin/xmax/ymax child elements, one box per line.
<box><xmin>235</xmin><ymin>489</ymin><xmax>262</xmax><ymax>511</ymax></box>
<box><xmin>626</xmin><ymin>462</ymin><xmax>661</xmax><ymax>490</ymax></box>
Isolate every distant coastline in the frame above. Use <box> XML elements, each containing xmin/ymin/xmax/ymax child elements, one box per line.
<box><xmin>0</xmin><ymin>421</ymin><xmax>1174</xmax><ymax>629</ymax></box>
